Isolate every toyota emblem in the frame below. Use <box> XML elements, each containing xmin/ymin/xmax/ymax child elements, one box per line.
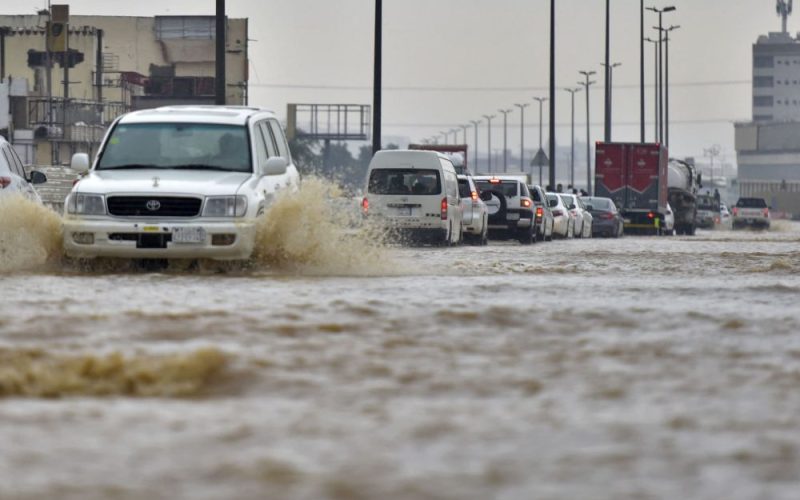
<box><xmin>146</xmin><ymin>200</ymin><xmax>161</xmax><ymax>211</ymax></box>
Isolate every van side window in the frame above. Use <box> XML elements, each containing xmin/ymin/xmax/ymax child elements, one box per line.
<box><xmin>268</xmin><ymin>120</ymin><xmax>292</xmax><ymax>163</ymax></box>
<box><xmin>258</xmin><ymin>122</ymin><xmax>279</xmax><ymax>158</ymax></box>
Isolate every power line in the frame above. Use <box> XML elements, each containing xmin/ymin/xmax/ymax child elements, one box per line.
<box><xmin>249</xmin><ymin>79</ymin><xmax>751</xmax><ymax>92</ymax></box>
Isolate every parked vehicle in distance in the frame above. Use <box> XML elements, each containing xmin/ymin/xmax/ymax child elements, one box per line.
<box><xmin>0</xmin><ymin>136</ymin><xmax>47</xmax><ymax>204</ymax></box>
<box><xmin>529</xmin><ymin>184</ymin><xmax>554</xmax><ymax>241</ymax></box>
<box><xmin>719</xmin><ymin>203</ymin><xmax>733</xmax><ymax>230</ymax></box>
<box><xmin>364</xmin><ymin>150</ymin><xmax>464</xmax><ymax>245</ymax></box>
<box><xmin>560</xmin><ymin>193</ymin><xmax>591</xmax><ymax>238</ymax></box>
<box><xmin>695</xmin><ymin>194</ymin><xmax>721</xmax><ymax>230</ymax></box>
<box><xmin>62</xmin><ymin>106</ymin><xmax>300</xmax><ymax>260</ymax></box>
<box><xmin>582</xmin><ymin>196</ymin><xmax>624</xmax><ymax>238</ymax></box>
<box><xmin>458</xmin><ymin>175</ymin><xmax>489</xmax><ymax>245</ymax></box>
<box><xmin>474</xmin><ymin>176</ymin><xmax>536</xmax><ymax>244</ymax></box>
<box><xmin>546</xmin><ymin>192</ymin><xmax>574</xmax><ymax>239</ymax></box>
<box><xmin>595</xmin><ymin>142</ymin><xmax>669</xmax><ymax>235</ymax></box>
<box><xmin>732</xmin><ymin>197</ymin><xmax>771</xmax><ymax>230</ymax></box>
<box><xmin>662</xmin><ymin>202</ymin><xmax>675</xmax><ymax>236</ymax></box>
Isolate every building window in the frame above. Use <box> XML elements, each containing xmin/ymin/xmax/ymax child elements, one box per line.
<box><xmin>754</xmin><ymin>95</ymin><xmax>774</xmax><ymax>106</ymax></box>
<box><xmin>755</xmin><ymin>55</ymin><xmax>774</xmax><ymax>68</ymax></box>
<box><xmin>754</xmin><ymin>76</ymin><xmax>774</xmax><ymax>87</ymax></box>
<box><xmin>155</xmin><ymin>16</ymin><xmax>215</xmax><ymax>40</ymax></box>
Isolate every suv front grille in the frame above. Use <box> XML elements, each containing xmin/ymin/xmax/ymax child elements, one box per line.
<box><xmin>107</xmin><ymin>196</ymin><xmax>202</xmax><ymax>217</ymax></box>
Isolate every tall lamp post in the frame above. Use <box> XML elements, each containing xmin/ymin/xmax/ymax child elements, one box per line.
<box><xmin>372</xmin><ymin>0</ymin><xmax>383</xmax><ymax>154</ymax></box>
<box><xmin>564</xmin><ymin>87</ymin><xmax>582</xmax><ymax>188</ymax></box>
<box><xmin>470</xmin><ymin>120</ymin><xmax>481</xmax><ymax>171</ymax></box>
<box><xmin>514</xmin><ymin>103</ymin><xmax>529</xmax><ymax>173</ymax></box>
<box><xmin>483</xmin><ymin>114</ymin><xmax>496</xmax><ymax>172</ymax></box>
<box><xmin>662</xmin><ymin>25</ymin><xmax>680</xmax><ymax>148</ymax></box>
<box><xmin>498</xmin><ymin>108</ymin><xmax>513</xmax><ymax>172</ymax></box>
<box><xmin>601</xmin><ymin>62</ymin><xmax>621</xmax><ymax>142</ymax></box>
<box><xmin>549</xmin><ymin>0</ymin><xmax>556</xmax><ymax>188</ymax></box>
<box><xmin>460</xmin><ymin>125</ymin><xmax>469</xmax><ymax>145</ymax></box>
<box><xmin>451</xmin><ymin>128</ymin><xmax>460</xmax><ymax>144</ymax></box>
<box><xmin>640</xmin><ymin>0</ymin><xmax>645</xmax><ymax>142</ymax></box>
<box><xmin>533</xmin><ymin>97</ymin><xmax>548</xmax><ymax>185</ymax></box>
<box><xmin>647</xmin><ymin>5</ymin><xmax>676</xmax><ymax>143</ymax></box>
<box><xmin>645</xmin><ymin>37</ymin><xmax>660</xmax><ymax>142</ymax></box>
<box><xmin>603</xmin><ymin>0</ymin><xmax>611</xmax><ymax>142</ymax></box>
<box><xmin>579</xmin><ymin>70</ymin><xmax>597</xmax><ymax>193</ymax></box>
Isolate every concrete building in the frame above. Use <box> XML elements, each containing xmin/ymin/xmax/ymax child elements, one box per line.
<box><xmin>0</xmin><ymin>11</ymin><xmax>248</xmax><ymax>166</ymax></box>
<box><xmin>752</xmin><ymin>32</ymin><xmax>800</xmax><ymax>122</ymax></box>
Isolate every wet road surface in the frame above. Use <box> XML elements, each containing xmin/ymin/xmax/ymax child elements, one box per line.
<box><xmin>1</xmin><ymin>193</ymin><xmax>800</xmax><ymax>499</ymax></box>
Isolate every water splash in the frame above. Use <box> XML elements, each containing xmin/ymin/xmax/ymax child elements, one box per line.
<box><xmin>252</xmin><ymin>177</ymin><xmax>392</xmax><ymax>275</ymax></box>
<box><xmin>0</xmin><ymin>195</ymin><xmax>63</xmax><ymax>273</ymax></box>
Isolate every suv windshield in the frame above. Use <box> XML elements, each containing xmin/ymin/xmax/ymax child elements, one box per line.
<box><xmin>475</xmin><ymin>180</ymin><xmax>518</xmax><ymax>197</ymax></box>
<box><xmin>97</xmin><ymin>123</ymin><xmax>252</xmax><ymax>172</ymax></box>
<box><xmin>736</xmin><ymin>198</ymin><xmax>767</xmax><ymax>208</ymax></box>
<box><xmin>368</xmin><ymin>169</ymin><xmax>441</xmax><ymax>195</ymax></box>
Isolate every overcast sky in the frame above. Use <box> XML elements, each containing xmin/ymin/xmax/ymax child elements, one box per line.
<box><xmin>6</xmin><ymin>0</ymin><xmax>791</xmax><ymax>168</ymax></box>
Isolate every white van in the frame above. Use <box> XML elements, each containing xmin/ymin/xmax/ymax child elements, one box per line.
<box><xmin>362</xmin><ymin>150</ymin><xmax>463</xmax><ymax>245</ymax></box>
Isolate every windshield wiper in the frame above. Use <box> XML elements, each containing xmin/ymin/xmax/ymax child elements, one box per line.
<box><xmin>98</xmin><ymin>164</ymin><xmax>160</xmax><ymax>170</ymax></box>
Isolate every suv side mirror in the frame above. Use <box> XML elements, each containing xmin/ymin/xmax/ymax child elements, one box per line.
<box><xmin>260</xmin><ymin>157</ymin><xmax>288</xmax><ymax>176</ymax></box>
<box><xmin>71</xmin><ymin>153</ymin><xmax>90</xmax><ymax>173</ymax></box>
<box><xmin>479</xmin><ymin>191</ymin><xmax>493</xmax><ymax>202</ymax></box>
<box><xmin>29</xmin><ymin>170</ymin><xmax>48</xmax><ymax>185</ymax></box>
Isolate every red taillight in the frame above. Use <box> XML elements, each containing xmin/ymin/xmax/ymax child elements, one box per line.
<box><xmin>763</xmin><ymin>208</ymin><xmax>770</xmax><ymax>217</ymax></box>
<box><xmin>601</xmin><ymin>212</ymin><xmax>615</xmax><ymax>220</ymax></box>
<box><xmin>471</xmin><ymin>190</ymin><xmax>478</xmax><ymax>202</ymax></box>
<box><xmin>0</xmin><ymin>176</ymin><xmax>10</xmax><ymax>189</ymax></box>
<box><xmin>647</xmin><ymin>212</ymin><xmax>655</xmax><ymax>219</ymax></box>
<box><xmin>441</xmin><ymin>197</ymin><xmax>448</xmax><ymax>220</ymax></box>
<box><xmin>714</xmin><ymin>217</ymin><xmax>721</xmax><ymax>224</ymax></box>
<box><xmin>732</xmin><ymin>207</ymin><xmax>738</xmax><ymax>216</ymax></box>
<box><xmin>489</xmin><ymin>178</ymin><xmax>501</xmax><ymax>184</ymax></box>
<box><xmin>521</xmin><ymin>198</ymin><xmax>532</xmax><ymax>208</ymax></box>
<box><xmin>361</xmin><ymin>197</ymin><xmax>369</xmax><ymax>214</ymax></box>
<box><xmin>536</xmin><ymin>207</ymin><xmax>543</xmax><ymax>218</ymax></box>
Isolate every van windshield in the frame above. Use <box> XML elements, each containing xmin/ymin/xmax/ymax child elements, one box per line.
<box><xmin>97</xmin><ymin>123</ymin><xmax>252</xmax><ymax>172</ymax></box>
<box><xmin>368</xmin><ymin>169</ymin><xmax>441</xmax><ymax>195</ymax></box>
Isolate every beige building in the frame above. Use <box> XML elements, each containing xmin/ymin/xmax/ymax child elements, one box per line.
<box><xmin>0</xmin><ymin>12</ymin><xmax>248</xmax><ymax>166</ymax></box>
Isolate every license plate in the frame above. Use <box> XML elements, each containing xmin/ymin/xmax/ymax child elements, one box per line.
<box><xmin>396</xmin><ymin>207</ymin><xmax>412</xmax><ymax>216</ymax></box>
<box><xmin>507</xmin><ymin>213</ymin><xmax>520</xmax><ymax>221</ymax></box>
<box><xmin>172</xmin><ymin>227</ymin><xmax>206</xmax><ymax>244</ymax></box>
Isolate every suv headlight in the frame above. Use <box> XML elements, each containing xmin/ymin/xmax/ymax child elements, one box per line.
<box><xmin>67</xmin><ymin>193</ymin><xmax>106</xmax><ymax>215</ymax></box>
<box><xmin>203</xmin><ymin>196</ymin><xmax>247</xmax><ymax>217</ymax></box>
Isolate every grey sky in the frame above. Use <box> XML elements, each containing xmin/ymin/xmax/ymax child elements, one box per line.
<box><xmin>5</xmin><ymin>1</ymin><xmax>788</xmax><ymax>167</ymax></box>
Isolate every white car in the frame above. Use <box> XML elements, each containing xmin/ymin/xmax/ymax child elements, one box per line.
<box><xmin>363</xmin><ymin>150</ymin><xmax>464</xmax><ymax>246</ymax></box>
<box><xmin>458</xmin><ymin>175</ymin><xmax>489</xmax><ymax>245</ymax></box>
<box><xmin>547</xmin><ymin>192</ymin><xmax>574</xmax><ymax>239</ymax></box>
<box><xmin>0</xmin><ymin>136</ymin><xmax>47</xmax><ymax>204</ymax></box>
<box><xmin>662</xmin><ymin>202</ymin><xmax>675</xmax><ymax>235</ymax></box>
<box><xmin>719</xmin><ymin>203</ymin><xmax>733</xmax><ymax>230</ymax></box>
<box><xmin>560</xmin><ymin>193</ymin><xmax>589</xmax><ymax>238</ymax></box>
<box><xmin>62</xmin><ymin>106</ymin><xmax>300</xmax><ymax>260</ymax></box>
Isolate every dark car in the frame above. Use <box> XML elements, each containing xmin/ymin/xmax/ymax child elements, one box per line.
<box><xmin>582</xmin><ymin>196</ymin><xmax>624</xmax><ymax>238</ymax></box>
<box><xmin>528</xmin><ymin>184</ymin><xmax>554</xmax><ymax>241</ymax></box>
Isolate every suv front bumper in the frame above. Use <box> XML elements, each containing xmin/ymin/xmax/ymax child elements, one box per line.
<box><xmin>63</xmin><ymin>218</ymin><xmax>257</xmax><ymax>260</ymax></box>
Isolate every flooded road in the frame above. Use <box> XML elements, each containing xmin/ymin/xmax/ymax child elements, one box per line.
<box><xmin>1</xmin><ymin>199</ymin><xmax>800</xmax><ymax>499</ymax></box>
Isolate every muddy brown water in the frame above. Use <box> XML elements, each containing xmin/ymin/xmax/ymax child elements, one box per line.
<box><xmin>1</xmin><ymin>189</ymin><xmax>800</xmax><ymax>499</ymax></box>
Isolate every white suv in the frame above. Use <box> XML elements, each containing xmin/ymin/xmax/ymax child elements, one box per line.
<box><xmin>63</xmin><ymin>106</ymin><xmax>300</xmax><ymax>260</ymax></box>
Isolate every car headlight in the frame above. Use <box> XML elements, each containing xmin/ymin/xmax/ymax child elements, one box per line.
<box><xmin>67</xmin><ymin>193</ymin><xmax>106</xmax><ymax>215</ymax></box>
<box><xmin>203</xmin><ymin>196</ymin><xmax>247</xmax><ymax>217</ymax></box>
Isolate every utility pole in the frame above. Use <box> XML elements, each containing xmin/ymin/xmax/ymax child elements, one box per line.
<box><xmin>601</xmin><ymin>62</ymin><xmax>621</xmax><ymax>141</ymax></box>
<box><xmin>460</xmin><ymin>125</ymin><xmax>468</xmax><ymax>145</ymax></box>
<box><xmin>470</xmin><ymin>120</ymin><xmax>481</xmax><ymax>171</ymax></box>
<box><xmin>604</xmin><ymin>0</ymin><xmax>611</xmax><ymax>142</ymax></box>
<box><xmin>645</xmin><ymin>37</ymin><xmax>659</xmax><ymax>142</ymax></box>
<box><xmin>663</xmin><ymin>25</ymin><xmax>680</xmax><ymax>148</ymax></box>
<box><xmin>579</xmin><ymin>70</ymin><xmax>597</xmax><ymax>193</ymax></box>
<box><xmin>564</xmin><ymin>87</ymin><xmax>582</xmax><ymax>188</ymax></box>
<box><xmin>533</xmin><ymin>97</ymin><xmax>548</xmax><ymax>186</ymax></box>
<box><xmin>215</xmin><ymin>0</ymin><xmax>226</xmax><ymax>105</ymax></box>
<box><xmin>640</xmin><ymin>0</ymin><xmax>645</xmax><ymax>142</ymax></box>
<box><xmin>483</xmin><ymin>114</ymin><xmax>495</xmax><ymax>172</ymax></box>
<box><xmin>549</xmin><ymin>0</ymin><xmax>557</xmax><ymax>188</ymax></box>
<box><xmin>498</xmin><ymin>108</ymin><xmax>512</xmax><ymax>172</ymax></box>
<box><xmin>514</xmin><ymin>103</ymin><xmax>529</xmax><ymax>173</ymax></box>
<box><xmin>372</xmin><ymin>0</ymin><xmax>382</xmax><ymax>155</ymax></box>
<box><xmin>647</xmin><ymin>6</ymin><xmax>676</xmax><ymax>143</ymax></box>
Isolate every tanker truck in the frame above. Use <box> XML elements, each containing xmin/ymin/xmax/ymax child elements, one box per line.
<box><xmin>667</xmin><ymin>158</ymin><xmax>701</xmax><ymax>235</ymax></box>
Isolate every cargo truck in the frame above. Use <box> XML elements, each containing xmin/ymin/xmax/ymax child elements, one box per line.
<box><xmin>667</xmin><ymin>159</ymin><xmax>701</xmax><ymax>235</ymax></box>
<box><xmin>595</xmin><ymin>142</ymin><xmax>668</xmax><ymax>235</ymax></box>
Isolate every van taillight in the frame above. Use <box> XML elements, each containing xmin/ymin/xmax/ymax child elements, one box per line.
<box><xmin>0</xmin><ymin>176</ymin><xmax>10</xmax><ymax>189</ymax></box>
<box><xmin>441</xmin><ymin>197</ymin><xmax>448</xmax><ymax>220</ymax></box>
<box><xmin>361</xmin><ymin>197</ymin><xmax>369</xmax><ymax>214</ymax></box>
<box><xmin>471</xmin><ymin>190</ymin><xmax>478</xmax><ymax>202</ymax></box>
<box><xmin>536</xmin><ymin>207</ymin><xmax>543</xmax><ymax>218</ymax></box>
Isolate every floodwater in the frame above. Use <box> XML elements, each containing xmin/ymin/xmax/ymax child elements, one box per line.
<box><xmin>1</xmin><ymin>189</ymin><xmax>800</xmax><ymax>500</ymax></box>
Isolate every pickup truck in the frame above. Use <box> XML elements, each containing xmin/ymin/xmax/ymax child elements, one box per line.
<box><xmin>732</xmin><ymin>197</ymin><xmax>771</xmax><ymax>230</ymax></box>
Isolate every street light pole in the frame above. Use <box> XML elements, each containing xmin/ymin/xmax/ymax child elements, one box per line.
<box><xmin>460</xmin><ymin>125</ymin><xmax>468</xmax><ymax>145</ymax></box>
<box><xmin>372</xmin><ymin>0</ymin><xmax>382</xmax><ymax>154</ymax></box>
<box><xmin>533</xmin><ymin>97</ymin><xmax>547</xmax><ymax>186</ymax></box>
<box><xmin>645</xmin><ymin>37</ymin><xmax>659</xmax><ymax>142</ymax></box>
<box><xmin>483</xmin><ymin>114</ymin><xmax>496</xmax><ymax>172</ymax></box>
<box><xmin>601</xmin><ymin>62</ymin><xmax>621</xmax><ymax>141</ymax></box>
<box><xmin>514</xmin><ymin>103</ymin><xmax>530</xmax><ymax>174</ymax></box>
<box><xmin>579</xmin><ymin>70</ymin><xmax>597</xmax><ymax>193</ymax></box>
<box><xmin>647</xmin><ymin>6</ymin><xmax>676</xmax><ymax>144</ymax></box>
<box><xmin>564</xmin><ymin>87</ymin><xmax>582</xmax><ymax>188</ymax></box>
<box><xmin>663</xmin><ymin>25</ymin><xmax>680</xmax><ymax>148</ymax></box>
<box><xmin>498</xmin><ymin>108</ymin><xmax>512</xmax><ymax>172</ymax></box>
<box><xmin>604</xmin><ymin>0</ymin><xmax>611</xmax><ymax>142</ymax></box>
<box><xmin>640</xmin><ymin>0</ymin><xmax>645</xmax><ymax>143</ymax></box>
<box><xmin>549</xmin><ymin>0</ymin><xmax>557</xmax><ymax>189</ymax></box>
<box><xmin>470</xmin><ymin>120</ymin><xmax>481</xmax><ymax>171</ymax></box>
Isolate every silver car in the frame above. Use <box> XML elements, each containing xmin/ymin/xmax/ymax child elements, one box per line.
<box><xmin>458</xmin><ymin>175</ymin><xmax>489</xmax><ymax>245</ymax></box>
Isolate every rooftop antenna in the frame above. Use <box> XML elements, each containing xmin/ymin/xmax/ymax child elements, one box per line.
<box><xmin>777</xmin><ymin>0</ymin><xmax>793</xmax><ymax>34</ymax></box>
